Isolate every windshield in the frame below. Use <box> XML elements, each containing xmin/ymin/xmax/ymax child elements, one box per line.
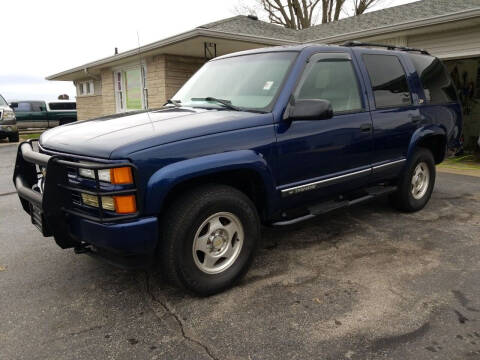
<box><xmin>0</xmin><ymin>95</ymin><xmax>7</xmax><ymax>106</ymax></box>
<box><xmin>173</xmin><ymin>52</ymin><xmax>297</xmax><ymax>111</ymax></box>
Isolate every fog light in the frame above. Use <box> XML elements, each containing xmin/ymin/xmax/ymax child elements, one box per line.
<box><xmin>81</xmin><ymin>193</ymin><xmax>115</xmax><ymax>211</ymax></box>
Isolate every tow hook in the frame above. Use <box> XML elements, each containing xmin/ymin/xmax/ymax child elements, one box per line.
<box><xmin>74</xmin><ymin>245</ymin><xmax>92</xmax><ymax>254</ymax></box>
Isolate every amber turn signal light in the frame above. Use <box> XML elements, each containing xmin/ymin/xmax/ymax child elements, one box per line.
<box><xmin>114</xmin><ymin>195</ymin><xmax>137</xmax><ymax>214</ymax></box>
<box><xmin>110</xmin><ymin>167</ymin><xmax>133</xmax><ymax>185</ymax></box>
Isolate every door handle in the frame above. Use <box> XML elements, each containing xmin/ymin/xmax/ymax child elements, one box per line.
<box><xmin>360</xmin><ymin>123</ymin><xmax>372</xmax><ymax>132</ymax></box>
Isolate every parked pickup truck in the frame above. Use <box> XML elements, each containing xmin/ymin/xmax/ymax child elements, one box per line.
<box><xmin>0</xmin><ymin>94</ymin><xmax>19</xmax><ymax>142</ymax></box>
<box><xmin>10</xmin><ymin>100</ymin><xmax>76</xmax><ymax>129</ymax></box>
<box><xmin>13</xmin><ymin>43</ymin><xmax>462</xmax><ymax>295</ymax></box>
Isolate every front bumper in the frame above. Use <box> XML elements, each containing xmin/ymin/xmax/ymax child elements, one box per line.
<box><xmin>0</xmin><ymin>124</ymin><xmax>18</xmax><ymax>137</ymax></box>
<box><xmin>13</xmin><ymin>140</ymin><xmax>158</xmax><ymax>268</ymax></box>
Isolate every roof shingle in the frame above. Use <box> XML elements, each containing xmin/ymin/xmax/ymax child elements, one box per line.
<box><xmin>200</xmin><ymin>0</ymin><xmax>480</xmax><ymax>43</ymax></box>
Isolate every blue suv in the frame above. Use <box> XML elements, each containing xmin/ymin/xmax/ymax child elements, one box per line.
<box><xmin>14</xmin><ymin>43</ymin><xmax>462</xmax><ymax>295</ymax></box>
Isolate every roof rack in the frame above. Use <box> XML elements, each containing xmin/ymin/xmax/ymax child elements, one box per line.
<box><xmin>342</xmin><ymin>41</ymin><xmax>430</xmax><ymax>55</ymax></box>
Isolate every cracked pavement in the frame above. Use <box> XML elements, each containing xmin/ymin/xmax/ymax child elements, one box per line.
<box><xmin>1</xmin><ymin>142</ymin><xmax>480</xmax><ymax>360</ymax></box>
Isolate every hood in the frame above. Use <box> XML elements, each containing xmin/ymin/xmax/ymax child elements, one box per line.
<box><xmin>0</xmin><ymin>104</ymin><xmax>13</xmax><ymax>113</ymax></box>
<box><xmin>40</xmin><ymin>107</ymin><xmax>272</xmax><ymax>159</ymax></box>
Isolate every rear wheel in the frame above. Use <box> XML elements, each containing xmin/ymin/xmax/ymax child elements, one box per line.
<box><xmin>8</xmin><ymin>133</ymin><xmax>19</xmax><ymax>143</ymax></box>
<box><xmin>390</xmin><ymin>148</ymin><xmax>435</xmax><ymax>212</ymax></box>
<box><xmin>159</xmin><ymin>184</ymin><xmax>260</xmax><ymax>296</ymax></box>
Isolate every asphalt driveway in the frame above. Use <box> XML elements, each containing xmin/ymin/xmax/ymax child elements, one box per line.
<box><xmin>1</xmin><ymin>142</ymin><xmax>480</xmax><ymax>360</ymax></box>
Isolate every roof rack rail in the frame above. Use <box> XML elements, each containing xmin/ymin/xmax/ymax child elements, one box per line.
<box><xmin>342</xmin><ymin>41</ymin><xmax>430</xmax><ymax>55</ymax></box>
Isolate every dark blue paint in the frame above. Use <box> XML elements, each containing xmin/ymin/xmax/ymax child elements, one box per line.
<box><xmin>39</xmin><ymin>44</ymin><xmax>463</xmax><ymax>255</ymax></box>
<box><xmin>69</xmin><ymin>216</ymin><xmax>158</xmax><ymax>254</ymax></box>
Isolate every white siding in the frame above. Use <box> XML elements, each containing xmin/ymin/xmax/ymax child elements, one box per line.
<box><xmin>408</xmin><ymin>25</ymin><xmax>480</xmax><ymax>59</ymax></box>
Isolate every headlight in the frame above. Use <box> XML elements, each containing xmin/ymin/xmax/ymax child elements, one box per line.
<box><xmin>78</xmin><ymin>168</ymin><xmax>111</xmax><ymax>182</ymax></box>
<box><xmin>78</xmin><ymin>166</ymin><xmax>133</xmax><ymax>184</ymax></box>
<box><xmin>3</xmin><ymin>110</ymin><xmax>16</xmax><ymax>121</ymax></box>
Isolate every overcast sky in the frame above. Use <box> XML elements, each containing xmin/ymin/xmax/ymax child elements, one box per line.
<box><xmin>2</xmin><ymin>0</ymin><xmax>417</xmax><ymax>102</ymax></box>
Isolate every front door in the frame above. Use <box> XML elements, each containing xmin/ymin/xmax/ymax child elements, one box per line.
<box><xmin>275</xmin><ymin>52</ymin><xmax>373</xmax><ymax>202</ymax></box>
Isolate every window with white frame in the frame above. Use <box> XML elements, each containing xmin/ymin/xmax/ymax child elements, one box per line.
<box><xmin>114</xmin><ymin>63</ymin><xmax>147</xmax><ymax>113</ymax></box>
<box><xmin>77</xmin><ymin>80</ymin><xmax>95</xmax><ymax>96</ymax></box>
<box><xmin>114</xmin><ymin>71</ymin><xmax>124</xmax><ymax>112</ymax></box>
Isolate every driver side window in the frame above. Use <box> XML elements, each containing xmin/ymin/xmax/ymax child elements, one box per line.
<box><xmin>296</xmin><ymin>54</ymin><xmax>363</xmax><ymax>114</ymax></box>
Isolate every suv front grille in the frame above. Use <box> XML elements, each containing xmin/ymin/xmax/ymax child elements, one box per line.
<box><xmin>39</xmin><ymin>146</ymin><xmax>139</xmax><ymax>223</ymax></box>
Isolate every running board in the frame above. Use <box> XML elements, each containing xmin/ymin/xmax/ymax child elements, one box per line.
<box><xmin>271</xmin><ymin>185</ymin><xmax>397</xmax><ymax>226</ymax></box>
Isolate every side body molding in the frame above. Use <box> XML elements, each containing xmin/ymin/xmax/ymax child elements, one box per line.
<box><xmin>144</xmin><ymin>150</ymin><xmax>277</xmax><ymax>215</ymax></box>
<box><xmin>407</xmin><ymin>124</ymin><xmax>447</xmax><ymax>162</ymax></box>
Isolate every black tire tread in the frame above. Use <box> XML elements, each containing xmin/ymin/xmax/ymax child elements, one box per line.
<box><xmin>390</xmin><ymin>147</ymin><xmax>435</xmax><ymax>212</ymax></box>
<box><xmin>159</xmin><ymin>184</ymin><xmax>260</xmax><ymax>296</ymax></box>
<box><xmin>8</xmin><ymin>133</ymin><xmax>19</xmax><ymax>143</ymax></box>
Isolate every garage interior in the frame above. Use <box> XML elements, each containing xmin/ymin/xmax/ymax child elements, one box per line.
<box><xmin>445</xmin><ymin>57</ymin><xmax>480</xmax><ymax>151</ymax></box>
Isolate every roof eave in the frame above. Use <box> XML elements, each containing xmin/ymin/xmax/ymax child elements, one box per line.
<box><xmin>304</xmin><ymin>7</ymin><xmax>480</xmax><ymax>44</ymax></box>
<box><xmin>46</xmin><ymin>29</ymin><xmax>298</xmax><ymax>81</ymax></box>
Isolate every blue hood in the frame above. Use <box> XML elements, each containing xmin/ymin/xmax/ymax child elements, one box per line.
<box><xmin>40</xmin><ymin>108</ymin><xmax>272</xmax><ymax>159</ymax></box>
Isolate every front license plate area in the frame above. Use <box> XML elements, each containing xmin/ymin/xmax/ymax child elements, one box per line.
<box><xmin>30</xmin><ymin>202</ymin><xmax>50</xmax><ymax>236</ymax></box>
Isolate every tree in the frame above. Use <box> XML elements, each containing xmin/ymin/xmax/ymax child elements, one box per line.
<box><xmin>353</xmin><ymin>0</ymin><xmax>384</xmax><ymax>15</ymax></box>
<box><xmin>236</xmin><ymin>0</ymin><xmax>386</xmax><ymax>29</ymax></box>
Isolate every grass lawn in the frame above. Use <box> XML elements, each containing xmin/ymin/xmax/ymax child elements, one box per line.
<box><xmin>19</xmin><ymin>133</ymin><xmax>42</xmax><ymax>141</ymax></box>
<box><xmin>438</xmin><ymin>154</ymin><xmax>480</xmax><ymax>170</ymax></box>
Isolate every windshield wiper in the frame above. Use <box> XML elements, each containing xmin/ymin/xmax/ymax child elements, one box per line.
<box><xmin>165</xmin><ymin>99</ymin><xmax>182</xmax><ymax>107</ymax></box>
<box><xmin>191</xmin><ymin>97</ymin><xmax>241</xmax><ymax>111</ymax></box>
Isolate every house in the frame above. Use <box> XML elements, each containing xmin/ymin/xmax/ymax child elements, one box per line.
<box><xmin>47</xmin><ymin>0</ymin><xmax>480</xmax><ymax>148</ymax></box>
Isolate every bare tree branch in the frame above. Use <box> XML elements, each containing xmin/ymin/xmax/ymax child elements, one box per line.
<box><xmin>236</xmin><ymin>0</ymin><xmax>387</xmax><ymax>29</ymax></box>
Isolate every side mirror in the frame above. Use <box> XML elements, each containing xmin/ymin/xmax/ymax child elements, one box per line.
<box><xmin>289</xmin><ymin>99</ymin><xmax>333</xmax><ymax>121</ymax></box>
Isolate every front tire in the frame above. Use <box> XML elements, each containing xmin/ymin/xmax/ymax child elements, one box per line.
<box><xmin>8</xmin><ymin>133</ymin><xmax>19</xmax><ymax>143</ymax></box>
<box><xmin>390</xmin><ymin>148</ymin><xmax>436</xmax><ymax>212</ymax></box>
<box><xmin>159</xmin><ymin>184</ymin><xmax>260</xmax><ymax>296</ymax></box>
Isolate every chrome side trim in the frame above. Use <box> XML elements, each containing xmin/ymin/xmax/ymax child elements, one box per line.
<box><xmin>281</xmin><ymin>168</ymin><xmax>371</xmax><ymax>196</ymax></box>
<box><xmin>372</xmin><ymin>158</ymin><xmax>406</xmax><ymax>171</ymax></box>
<box><xmin>280</xmin><ymin>158</ymin><xmax>407</xmax><ymax>197</ymax></box>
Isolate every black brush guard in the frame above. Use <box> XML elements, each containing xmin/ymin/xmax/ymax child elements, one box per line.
<box><xmin>13</xmin><ymin>140</ymin><xmax>138</xmax><ymax>249</ymax></box>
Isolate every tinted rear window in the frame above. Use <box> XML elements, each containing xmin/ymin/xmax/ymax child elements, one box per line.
<box><xmin>409</xmin><ymin>54</ymin><xmax>458</xmax><ymax>104</ymax></box>
<box><xmin>12</xmin><ymin>101</ymin><xmax>44</xmax><ymax>112</ymax></box>
<box><xmin>12</xmin><ymin>102</ymin><xmax>32</xmax><ymax>112</ymax></box>
<box><xmin>49</xmin><ymin>102</ymin><xmax>76</xmax><ymax>110</ymax></box>
<box><xmin>363</xmin><ymin>54</ymin><xmax>412</xmax><ymax>108</ymax></box>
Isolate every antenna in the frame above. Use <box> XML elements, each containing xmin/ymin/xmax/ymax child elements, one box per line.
<box><xmin>136</xmin><ymin>31</ymin><xmax>154</xmax><ymax>127</ymax></box>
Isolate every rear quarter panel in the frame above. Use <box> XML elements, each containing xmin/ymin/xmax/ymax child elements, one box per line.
<box><xmin>401</xmin><ymin>54</ymin><xmax>463</xmax><ymax>157</ymax></box>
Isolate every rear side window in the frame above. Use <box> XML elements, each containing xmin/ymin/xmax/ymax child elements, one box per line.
<box><xmin>409</xmin><ymin>54</ymin><xmax>458</xmax><ymax>104</ymax></box>
<box><xmin>49</xmin><ymin>102</ymin><xmax>76</xmax><ymax>110</ymax></box>
<box><xmin>296</xmin><ymin>54</ymin><xmax>362</xmax><ymax>114</ymax></box>
<box><xmin>30</xmin><ymin>102</ymin><xmax>45</xmax><ymax>112</ymax></box>
<box><xmin>13</xmin><ymin>102</ymin><xmax>32</xmax><ymax>112</ymax></box>
<box><xmin>363</xmin><ymin>54</ymin><xmax>412</xmax><ymax>108</ymax></box>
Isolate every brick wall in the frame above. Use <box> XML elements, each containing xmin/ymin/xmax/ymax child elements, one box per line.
<box><xmin>164</xmin><ymin>55</ymin><xmax>205</xmax><ymax>100</ymax></box>
<box><xmin>76</xmin><ymin>95</ymin><xmax>103</xmax><ymax>121</ymax></box>
<box><xmin>146</xmin><ymin>55</ymin><xmax>166</xmax><ymax>109</ymax></box>
<box><xmin>75</xmin><ymin>54</ymin><xmax>205</xmax><ymax>120</ymax></box>
<box><xmin>145</xmin><ymin>54</ymin><xmax>205</xmax><ymax>107</ymax></box>
<box><xmin>101</xmin><ymin>69</ymin><xmax>116</xmax><ymax>116</ymax></box>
